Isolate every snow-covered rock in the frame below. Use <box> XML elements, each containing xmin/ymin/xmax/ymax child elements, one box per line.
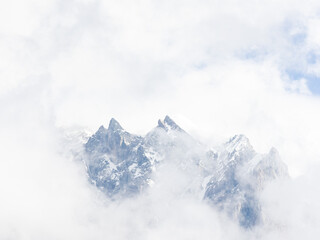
<box><xmin>83</xmin><ymin>116</ymin><xmax>289</xmax><ymax>228</ymax></box>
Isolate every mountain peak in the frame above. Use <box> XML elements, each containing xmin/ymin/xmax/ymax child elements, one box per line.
<box><xmin>108</xmin><ymin>118</ymin><xmax>123</xmax><ymax>131</ymax></box>
<box><xmin>157</xmin><ymin>115</ymin><xmax>183</xmax><ymax>131</ymax></box>
<box><xmin>228</xmin><ymin>134</ymin><xmax>250</xmax><ymax>144</ymax></box>
<box><xmin>225</xmin><ymin>134</ymin><xmax>253</xmax><ymax>153</ymax></box>
<box><xmin>164</xmin><ymin>115</ymin><xmax>173</xmax><ymax>123</ymax></box>
<box><xmin>268</xmin><ymin>147</ymin><xmax>279</xmax><ymax>157</ymax></box>
<box><xmin>97</xmin><ymin>125</ymin><xmax>107</xmax><ymax>133</ymax></box>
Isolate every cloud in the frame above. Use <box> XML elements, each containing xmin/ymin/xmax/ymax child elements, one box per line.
<box><xmin>0</xmin><ymin>84</ymin><xmax>239</xmax><ymax>239</ymax></box>
<box><xmin>1</xmin><ymin>0</ymin><xmax>320</xmax><ymax>239</ymax></box>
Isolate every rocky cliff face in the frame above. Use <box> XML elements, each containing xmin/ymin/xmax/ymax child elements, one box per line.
<box><xmin>84</xmin><ymin>116</ymin><xmax>289</xmax><ymax>228</ymax></box>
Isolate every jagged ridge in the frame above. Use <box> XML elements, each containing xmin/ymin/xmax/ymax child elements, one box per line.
<box><xmin>84</xmin><ymin>116</ymin><xmax>289</xmax><ymax>228</ymax></box>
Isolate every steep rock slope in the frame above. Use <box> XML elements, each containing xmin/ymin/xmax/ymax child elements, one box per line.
<box><xmin>84</xmin><ymin>116</ymin><xmax>289</xmax><ymax>228</ymax></box>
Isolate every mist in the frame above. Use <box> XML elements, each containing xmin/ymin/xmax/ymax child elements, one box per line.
<box><xmin>1</xmin><ymin>0</ymin><xmax>320</xmax><ymax>239</ymax></box>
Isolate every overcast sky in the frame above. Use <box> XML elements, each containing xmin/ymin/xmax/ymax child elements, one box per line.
<box><xmin>1</xmin><ymin>0</ymin><xmax>320</xmax><ymax>239</ymax></box>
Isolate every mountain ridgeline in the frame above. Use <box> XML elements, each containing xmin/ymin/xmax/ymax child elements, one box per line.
<box><xmin>84</xmin><ymin>116</ymin><xmax>289</xmax><ymax>229</ymax></box>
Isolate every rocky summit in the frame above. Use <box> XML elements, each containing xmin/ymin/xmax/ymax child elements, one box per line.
<box><xmin>84</xmin><ymin>116</ymin><xmax>289</xmax><ymax>229</ymax></box>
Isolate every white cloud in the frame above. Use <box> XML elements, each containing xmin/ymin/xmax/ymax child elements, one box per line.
<box><xmin>1</xmin><ymin>0</ymin><xmax>320</xmax><ymax>239</ymax></box>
